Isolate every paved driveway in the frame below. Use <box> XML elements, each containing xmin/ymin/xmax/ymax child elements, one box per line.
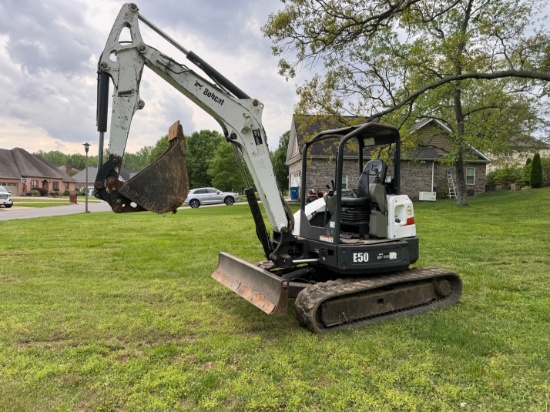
<box><xmin>0</xmin><ymin>201</ymin><xmax>112</xmax><ymax>221</ymax></box>
<box><xmin>0</xmin><ymin>198</ymin><xmax>251</xmax><ymax>221</ymax></box>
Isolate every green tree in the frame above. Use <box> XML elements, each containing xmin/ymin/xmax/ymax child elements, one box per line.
<box><xmin>524</xmin><ymin>157</ymin><xmax>532</xmax><ymax>185</ymax></box>
<box><xmin>147</xmin><ymin>130</ymin><xmax>225</xmax><ymax>188</ymax></box>
<box><xmin>187</xmin><ymin>130</ymin><xmax>225</xmax><ymax>188</ymax></box>
<box><xmin>68</xmin><ymin>153</ymin><xmax>99</xmax><ymax>170</ymax></box>
<box><xmin>67</xmin><ymin>153</ymin><xmax>85</xmax><ymax>169</ymax></box>
<box><xmin>207</xmin><ymin>143</ymin><xmax>248</xmax><ymax>192</ymax></box>
<box><xmin>271</xmin><ymin>131</ymin><xmax>290</xmax><ymax>192</ymax></box>
<box><xmin>542</xmin><ymin>157</ymin><xmax>550</xmax><ymax>186</ymax></box>
<box><xmin>123</xmin><ymin>145</ymin><xmax>152</xmax><ymax>170</ymax></box>
<box><xmin>264</xmin><ymin>0</ymin><xmax>550</xmax><ymax>205</ymax></box>
<box><xmin>486</xmin><ymin>165</ymin><xmax>524</xmax><ymax>185</ymax></box>
<box><xmin>35</xmin><ymin>150</ymin><xmax>67</xmax><ymax>167</ymax></box>
<box><xmin>148</xmin><ymin>135</ymin><xmax>169</xmax><ymax>164</ymax></box>
<box><xmin>35</xmin><ymin>150</ymin><xmax>98</xmax><ymax>171</ymax></box>
<box><xmin>531</xmin><ymin>152</ymin><xmax>542</xmax><ymax>188</ymax></box>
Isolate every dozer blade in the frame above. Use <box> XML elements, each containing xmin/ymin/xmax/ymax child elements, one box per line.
<box><xmin>212</xmin><ymin>252</ymin><xmax>289</xmax><ymax>316</ymax></box>
<box><xmin>118</xmin><ymin>121</ymin><xmax>189</xmax><ymax>214</ymax></box>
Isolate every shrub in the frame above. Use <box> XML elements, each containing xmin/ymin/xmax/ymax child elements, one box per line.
<box><xmin>541</xmin><ymin>158</ymin><xmax>550</xmax><ymax>187</ymax></box>
<box><xmin>436</xmin><ymin>178</ymin><xmax>450</xmax><ymax>199</ymax></box>
<box><xmin>35</xmin><ymin>187</ymin><xmax>48</xmax><ymax>196</ymax></box>
<box><xmin>530</xmin><ymin>153</ymin><xmax>542</xmax><ymax>188</ymax></box>
<box><xmin>524</xmin><ymin>159</ymin><xmax>532</xmax><ymax>186</ymax></box>
<box><xmin>486</xmin><ymin>165</ymin><xmax>524</xmax><ymax>185</ymax></box>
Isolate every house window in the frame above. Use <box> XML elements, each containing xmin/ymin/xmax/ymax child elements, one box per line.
<box><xmin>466</xmin><ymin>167</ymin><xmax>475</xmax><ymax>185</ymax></box>
<box><xmin>290</xmin><ymin>172</ymin><xmax>301</xmax><ymax>188</ymax></box>
<box><xmin>341</xmin><ymin>175</ymin><xmax>348</xmax><ymax>190</ymax></box>
<box><xmin>53</xmin><ymin>182</ymin><xmax>59</xmax><ymax>191</ymax></box>
<box><xmin>31</xmin><ymin>180</ymin><xmax>38</xmax><ymax>188</ymax></box>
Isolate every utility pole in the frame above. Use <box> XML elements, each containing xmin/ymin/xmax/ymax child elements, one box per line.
<box><xmin>83</xmin><ymin>142</ymin><xmax>91</xmax><ymax>213</ymax></box>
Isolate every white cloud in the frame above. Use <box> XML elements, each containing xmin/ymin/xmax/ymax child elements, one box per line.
<box><xmin>0</xmin><ymin>0</ymin><xmax>298</xmax><ymax>155</ymax></box>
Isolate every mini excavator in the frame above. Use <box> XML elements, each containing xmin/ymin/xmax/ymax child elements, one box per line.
<box><xmin>95</xmin><ymin>3</ymin><xmax>462</xmax><ymax>333</ymax></box>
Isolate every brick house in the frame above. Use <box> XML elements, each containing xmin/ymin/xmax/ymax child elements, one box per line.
<box><xmin>286</xmin><ymin>115</ymin><xmax>491</xmax><ymax>200</ymax></box>
<box><xmin>0</xmin><ymin>147</ymin><xmax>75</xmax><ymax>196</ymax></box>
<box><xmin>72</xmin><ymin>167</ymin><xmax>140</xmax><ymax>194</ymax></box>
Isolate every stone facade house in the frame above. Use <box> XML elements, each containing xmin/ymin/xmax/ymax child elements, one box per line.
<box><xmin>286</xmin><ymin>115</ymin><xmax>491</xmax><ymax>200</ymax></box>
<box><xmin>0</xmin><ymin>147</ymin><xmax>75</xmax><ymax>196</ymax></box>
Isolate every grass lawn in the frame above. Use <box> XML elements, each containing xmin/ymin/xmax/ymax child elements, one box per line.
<box><xmin>0</xmin><ymin>188</ymin><xmax>548</xmax><ymax>411</ymax></box>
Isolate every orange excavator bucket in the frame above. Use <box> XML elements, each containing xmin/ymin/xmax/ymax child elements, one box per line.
<box><xmin>116</xmin><ymin>121</ymin><xmax>189</xmax><ymax>214</ymax></box>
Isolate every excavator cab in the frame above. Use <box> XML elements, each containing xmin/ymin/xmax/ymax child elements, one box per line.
<box><xmin>297</xmin><ymin>123</ymin><xmax>402</xmax><ymax>243</ymax></box>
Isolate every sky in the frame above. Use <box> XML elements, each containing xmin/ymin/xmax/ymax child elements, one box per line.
<box><xmin>0</xmin><ymin>0</ymin><xmax>300</xmax><ymax>156</ymax></box>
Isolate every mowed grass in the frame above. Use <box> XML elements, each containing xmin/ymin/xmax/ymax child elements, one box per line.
<box><xmin>0</xmin><ymin>189</ymin><xmax>549</xmax><ymax>411</ymax></box>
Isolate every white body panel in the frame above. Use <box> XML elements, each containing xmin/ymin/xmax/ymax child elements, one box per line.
<box><xmin>387</xmin><ymin>195</ymin><xmax>417</xmax><ymax>239</ymax></box>
<box><xmin>292</xmin><ymin>197</ymin><xmax>326</xmax><ymax>236</ymax></box>
<box><xmin>293</xmin><ymin>195</ymin><xmax>416</xmax><ymax>240</ymax></box>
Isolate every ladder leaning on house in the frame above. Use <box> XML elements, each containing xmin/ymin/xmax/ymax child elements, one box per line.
<box><xmin>447</xmin><ymin>171</ymin><xmax>457</xmax><ymax>199</ymax></box>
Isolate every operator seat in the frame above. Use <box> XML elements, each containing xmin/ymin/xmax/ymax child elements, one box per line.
<box><xmin>368</xmin><ymin>163</ymin><xmax>389</xmax><ymax>238</ymax></box>
<box><xmin>340</xmin><ymin>159</ymin><xmax>387</xmax><ymax>235</ymax></box>
<box><xmin>358</xmin><ymin>159</ymin><xmax>386</xmax><ymax>198</ymax></box>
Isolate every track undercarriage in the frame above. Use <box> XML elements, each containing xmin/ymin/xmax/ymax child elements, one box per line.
<box><xmin>294</xmin><ymin>267</ymin><xmax>462</xmax><ymax>333</ymax></box>
<box><xmin>212</xmin><ymin>252</ymin><xmax>462</xmax><ymax>334</ymax></box>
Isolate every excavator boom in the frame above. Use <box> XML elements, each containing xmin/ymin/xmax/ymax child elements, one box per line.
<box><xmin>95</xmin><ymin>3</ymin><xmax>292</xmax><ymax>233</ymax></box>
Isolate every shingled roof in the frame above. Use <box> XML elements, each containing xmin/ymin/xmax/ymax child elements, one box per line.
<box><xmin>72</xmin><ymin>167</ymin><xmax>140</xmax><ymax>184</ymax></box>
<box><xmin>287</xmin><ymin>115</ymin><xmax>491</xmax><ymax>164</ymax></box>
<box><xmin>0</xmin><ymin>148</ymin><xmax>74</xmax><ymax>181</ymax></box>
<box><xmin>408</xmin><ymin>118</ymin><xmax>491</xmax><ymax>163</ymax></box>
<box><xmin>287</xmin><ymin>115</ymin><xmax>367</xmax><ymax>164</ymax></box>
<box><xmin>292</xmin><ymin>115</ymin><xmax>367</xmax><ymax>146</ymax></box>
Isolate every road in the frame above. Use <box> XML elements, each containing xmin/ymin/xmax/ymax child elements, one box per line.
<box><xmin>0</xmin><ymin>199</ymin><xmax>254</xmax><ymax>221</ymax></box>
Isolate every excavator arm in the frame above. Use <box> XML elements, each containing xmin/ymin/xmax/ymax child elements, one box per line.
<box><xmin>95</xmin><ymin>3</ymin><xmax>293</xmax><ymax>236</ymax></box>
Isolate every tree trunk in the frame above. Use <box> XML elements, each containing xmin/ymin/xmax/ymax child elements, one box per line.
<box><xmin>453</xmin><ymin>87</ymin><xmax>469</xmax><ymax>206</ymax></box>
<box><xmin>455</xmin><ymin>151</ymin><xmax>468</xmax><ymax>206</ymax></box>
<box><xmin>451</xmin><ymin>0</ymin><xmax>473</xmax><ymax>207</ymax></box>
<box><xmin>452</xmin><ymin>83</ymin><xmax>468</xmax><ymax>206</ymax></box>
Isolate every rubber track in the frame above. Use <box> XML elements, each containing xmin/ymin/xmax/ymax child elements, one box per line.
<box><xmin>294</xmin><ymin>267</ymin><xmax>462</xmax><ymax>333</ymax></box>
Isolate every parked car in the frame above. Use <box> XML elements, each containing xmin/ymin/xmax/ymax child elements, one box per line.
<box><xmin>0</xmin><ymin>185</ymin><xmax>13</xmax><ymax>208</ymax></box>
<box><xmin>184</xmin><ymin>187</ymin><xmax>240</xmax><ymax>208</ymax></box>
